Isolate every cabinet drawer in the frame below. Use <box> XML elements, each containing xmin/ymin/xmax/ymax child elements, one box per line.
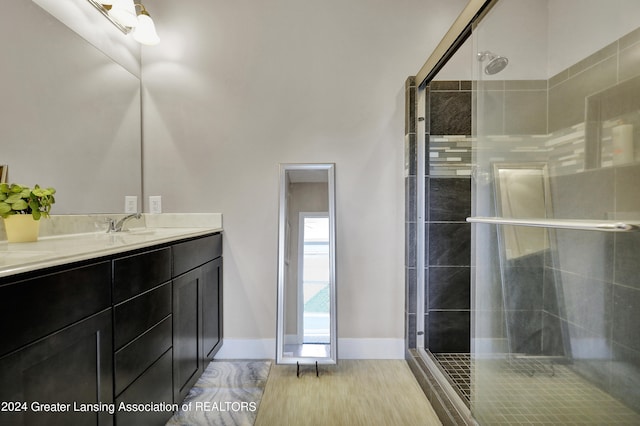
<box><xmin>173</xmin><ymin>233</ymin><xmax>222</xmax><ymax>277</ymax></box>
<box><xmin>116</xmin><ymin>349</ymin><xmax>173</xmax><ymax>426</ymax></box>
<box><xmin>0</xmin><ymin>261</ymin><xmax>111</xmax><ymax>357</ymax></box>
<box><xmin>113</xmin><ymin>247</ymin><xmax>171</xmax><ymax>303</ymax></box>
<box><xmin>115</xmin><ymin>316</ymin><xmax>172</xmax><ymax>396</ymax></box>
<box><xmin>114</xmin><ymin>283</ymin><xmax>171</xmax><ymax>350</ymax></box>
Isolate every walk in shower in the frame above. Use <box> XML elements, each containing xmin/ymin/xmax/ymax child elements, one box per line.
<box><xmin>406</xmin><ymin>0</ymin><xmax>640</xmax><ymax>424</ymax></box>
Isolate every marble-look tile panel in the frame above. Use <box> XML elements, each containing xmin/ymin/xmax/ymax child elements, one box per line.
<box><xmin>568</xmin><ymin>41</ymin><xmax>617</xmax><ymax>78</ymax></box>
<box><xmin>405</xmin><ymin>222</ymin><xmax>417</xmax><ymax>268</ymax></box>
<box><xmin>427</xmin><ymin>177</ymin><xmax>471</xmax><ymax>222</ymax></box>
<box><xmin>504</xmin><ymin>89</ymin><xmax>547</xmax><ymax>135</ymax></box>
<box><xmin>502</xmin><ymin>258</ymin><xmax>545</xmax><ymax>313</ymax></box>
<box><xmin>554</xmin><ymin>229</ymin><xmax>614</xmax><ymax>283</ymax></box>
<box><xmin>549</xmin><ymin>56</ymin><xmax>617</xmax><ymax>131</ymax></box>
<box><xmin>505</xmin><ymin>309</ymin><xmax>543</xmax><ymax>355</ymax></box>
<box><xmin>541</xmin><ymin>312</ymin><xmax>566</xmax><ymax>356</ymax></box>
<box><xmin>615</xmin><ymin>164</ymin><xmax>640</xmax><ymax>215</ymax></box>
<box><xmin>427</xmin><ymin>223</ymin><xmax>471</xmax><ymax>267</ymax></box>
<box><xmin>430</xmin><ymin>80</ymin><xmax>460</xmax><ymax>91</ymax></box>
<box><xmin>550</xmin><ymin>167</ymin><xmax>615</xmax><ymax>220</ymax></box>
<box><xmin>407</xmin><ymin>312</ymin><xmax>417</xmax><ymax>350</ymax></box>
<box><xmin>617</xmin><ymin>64</ymin><xmax>640</xmax><ymax>98</ymax></box>
<box><xmin>613</xmin><ymin>284</ymin><xmax>640</xmax><ymax>352</ymax></box>
<box><xmin>427</xmin><ymin>266</ymin><xmax>470</xmax><ymax>310</ymax></box>
<box><xmin>406</xmin><ymin>266</ymin><xmax>417</xmax><ymax>314</ymax></box>
<box><xmin>556</xmin><ymin>270</ymin><xmax>613</xmax><ymax>336</ymax></box>
<box><xmin>611</xmin><ymin>342</ymin><xmax>640</xmax><ymax>412</ymax></box>
<box><xmin>405</xmin><ymin>176</ymin><xmax>416</xmax><ymax>222</ymax></box>
<box><xmin>429</xmin><ymin>91</ymin><xmax>472</xmax><ymax>136</ymax></box>
<box><xmin>614</xmin><ymin>232</ymin><xmax>640</xmax><ymax>289</ymax></box>
<box><xmin>427</xmin><ymin>311</ymin><xmax>470</xmax><ymax>353</ymax></box>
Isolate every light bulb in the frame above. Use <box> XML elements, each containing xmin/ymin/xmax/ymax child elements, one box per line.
<box><xmin>109</xmin><ymin>0</ymin><xmax>138</xmax><ymax>28</ymax></box>
<box><xmin>132</xmin><ymin>11</ymin><xmax>160</xmax><ymax>45</ymax></box>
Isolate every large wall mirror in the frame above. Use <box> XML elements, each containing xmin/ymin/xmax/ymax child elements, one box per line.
<box><xmin>1</xmin><ymin>1</ymin><xmax>142</xmax><ymax>214</ymax></box>
<box><xmin>277</xmin><ymin>164</ymin><xmax>337</xmax><ymax>366</ymax></box>
<box><xmin>492</xmin><ymin>163</ymin><xmax>551</xmax><ymax>260</ymax></box>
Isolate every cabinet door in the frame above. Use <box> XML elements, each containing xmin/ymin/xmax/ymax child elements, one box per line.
<box><xmin>116</xmin><ymin>349</ymin><xmax>173</xmax><ymax>426</ymax></box>
<box><xmin>0</xmin><ymin>309</ymin><xmax>113</xmax><ymax>426</ymax></box>
<box><xmin>172</xmin><ymin>269</ymin><xmax>202</xmax><ymax>403</ymax></box>
<box><xmin>202</xmin><ymin>258</ymin><xmax>222</xmax><ymax>360</ymax></box>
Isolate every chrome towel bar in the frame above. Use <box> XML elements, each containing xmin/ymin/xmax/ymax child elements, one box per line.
<box><xmin>466</xmin><ymin>217</ymin><xmax>640</xmax><ymax>232</ymax></box>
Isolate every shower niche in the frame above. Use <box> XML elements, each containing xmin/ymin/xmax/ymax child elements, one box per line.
<box><xmin>586</xmin><ymin>74</ymin><xmax>640</xmax><ymax>169</ymax></box>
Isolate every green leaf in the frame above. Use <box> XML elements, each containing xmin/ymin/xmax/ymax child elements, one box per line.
<box><xmin>32</xmin><ymin>210</ymin><xmax>42</xmax><ymax>220</ymax></box>
<box><xmin>9</xmin><ymin>184</ymin><xmax>24</xmax><ymax>193</ymax></box>
<box><xmin>0</xmin><ymin>202</ymin><xmax>11</xmax><ymax>215</ymax></box>
<box><xmin>5</xmin><ymin>193</ymin><xmax>23</xmax><ymax>204</ymax></box>
<box><xmin>11</xmin><ymin>199</ymin><xmax>28</xmax><ymax>211</ymax></box>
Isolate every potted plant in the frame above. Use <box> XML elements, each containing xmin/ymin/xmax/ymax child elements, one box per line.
<box><xmin>0</xmin><ymin>183</ymin><xmax>56</xmax><ymax>242</ymax></box>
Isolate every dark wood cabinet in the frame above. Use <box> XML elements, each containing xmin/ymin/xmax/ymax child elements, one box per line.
<box><xmin>0</xmin><ymin>261</ymin><xmax>112</xmax><ymax>358</ymax></box>
<box><xmin>115</xmin><ymin>349</ymin><xmax>173</xmax><ymax>426</ymax></box>
<box><xmin>112</xmin><ymin>248</ymin><xmax>173</xmax><ymax>426</ymax></box>
<box><xmin>202</xmin><ymin>257</ymin><xmax>223</xmax><ymax>360</ymax></box>
<box><xmin>0</xmin><ymin>309</ymin><xmax>113</xmax><ymax>426</ymax></box>
<box><xmin>0</xmin><ymin>232</ymin><xmax>222</xmax><ymax>425</ymax></box>
<box><xmin>172</xmin><ymin>234</ymin><xmax>223</xmax><ymax>403</ymax></box>
<box><xmin>172</xmin><ymin>268</ymin><xmax>203</xmax><ymax>403</ymax></box>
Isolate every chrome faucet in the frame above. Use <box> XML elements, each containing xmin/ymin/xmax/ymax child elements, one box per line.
<box><xmin>106</xmin><ymin>213</ymin><xmax>142</xmax><ymax>233</ymax></box>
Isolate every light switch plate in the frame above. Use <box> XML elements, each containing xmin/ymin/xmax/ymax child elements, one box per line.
<box><xmin>149</xmin><ymin>196</ymin><xmax>162</xmax><ymax>214</ymax></box>
<box><xmin>124</xmin><ymin>196</ymin><xmax>138</xmax><ymax>213</ymax></box>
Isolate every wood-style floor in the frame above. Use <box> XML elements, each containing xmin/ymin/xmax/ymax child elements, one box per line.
<box><xmin>254</xmin><ymin>360</ymin><xmax>442</xmax><ymax>426</ymax></box>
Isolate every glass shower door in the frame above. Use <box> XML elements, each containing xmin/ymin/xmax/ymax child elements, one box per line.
<box><xmin>471</xmin><ymin>0</ymin><xmax>640</xmax><ymax>423</ymax></box>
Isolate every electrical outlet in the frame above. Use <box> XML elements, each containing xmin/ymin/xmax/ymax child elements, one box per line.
<box><xmin>149</xmin><ymin>196</ymin><xmax>162</xmax><ymax>214</ymax></box>
<box><xmin>124</xmin><ymin>196</ymin><xmax>138</xmax><ymax>213</ymax></box>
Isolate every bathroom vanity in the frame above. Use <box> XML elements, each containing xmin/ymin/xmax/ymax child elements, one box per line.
<box><xmin>0</xmin><ymin>221</ymin><xmax>223</xmax><ymax>426</ymax></box>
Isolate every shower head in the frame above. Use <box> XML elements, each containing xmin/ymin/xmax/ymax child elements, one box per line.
<box><xmin>477</xmin><ymin>51</ymin><xmax>509</xmax><ymax>75</ymax></box>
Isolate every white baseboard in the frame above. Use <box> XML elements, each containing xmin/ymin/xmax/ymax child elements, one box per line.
<box><xmin>215</xmin><ymin>339</ymin><xmax>276</xmax><ymax>359</ymax></box>
<box><xmin>214</xmin><ymin>338</ymin><xmax>404</xmax><ymax>360</ymax></box>
<box><xmin>338</xmin><ymin>338</ymin><xmax>404</xmax><ymax>359</ymax></box>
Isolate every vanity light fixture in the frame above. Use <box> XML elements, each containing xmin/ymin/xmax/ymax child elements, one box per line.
<box><xmin>109</xmin><ymin>0</ymin><xmax>138</xmax><ymax>28</ymax></box>
<box><xmin>87</xmin><ymin>0</ymin><xmax>160</xmax><ymax>45</ymax></box>
<box><xmin>132</xmin><ymin>3</ymin><xmax>160</xmax><ymax>46</ymax></box>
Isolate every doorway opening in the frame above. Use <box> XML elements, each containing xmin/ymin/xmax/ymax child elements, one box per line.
<box><xmin>298</xmin><ymin>213</ymin><xmax>331</xmax><ymax>345</ymax></box>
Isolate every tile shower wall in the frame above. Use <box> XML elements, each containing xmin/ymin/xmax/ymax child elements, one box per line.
<box><xmin>477</xmin><ymin>26</ymin><xmax>640</xmax><ymax>413</ymax></box>
<box><xmin>548</xmin><ymin>164</ymin><xmax>640</xmax><ymax>412</ymax></box>
<box><xmin>404</xmin><ymin>80</ymin><xmax>473</xmax><ymax>354</ymax></box>
<box><xmin>546</xmin><ymin>27</ymin><xmax>640</xmax><ymax>412</ymax></box>
<box><xmin>422</xmin><ymin>81</ymin><xmax>472</xmax><ymax>354</ymax></box>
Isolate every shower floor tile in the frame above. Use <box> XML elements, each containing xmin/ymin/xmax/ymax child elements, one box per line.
<box><xmin>432</xmin><ymin>353</ymin><xmax>640</xmax><ymax>425</ymax></box>
<box><xmin>432</xmin><ymin>352</ymin><xmax>471</xmax><ymax>405</ymax></box>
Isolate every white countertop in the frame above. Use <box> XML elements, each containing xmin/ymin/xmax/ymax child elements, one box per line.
<box><xmin>0</xmin><ymin>214</ymin><xmax>223</xmax><ymax>279</ymax></box>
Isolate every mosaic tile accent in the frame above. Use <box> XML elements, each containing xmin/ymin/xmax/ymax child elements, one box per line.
<box><xmin>472</xmin><ymin>123</ymin><xmax>587</xmax><ymax>177</ymax></box>
<box><xmin>432</xmin><ymin>353</ymin><xmax>471</xmax><ymax>406</ymax></box>
<box><xmin>433</xmin><ymin>353</ymin><xmax>640</xmax><ymax>425</ymax></box>
<box><xmin>473</xmin><ymin>358</ymin><xmax>640</xmax><ymax>425</ymax></box>
<box><xmin>429</xmin><ymin>136</ymin><xmax>473</xmax><ymax>176</ymax></box>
